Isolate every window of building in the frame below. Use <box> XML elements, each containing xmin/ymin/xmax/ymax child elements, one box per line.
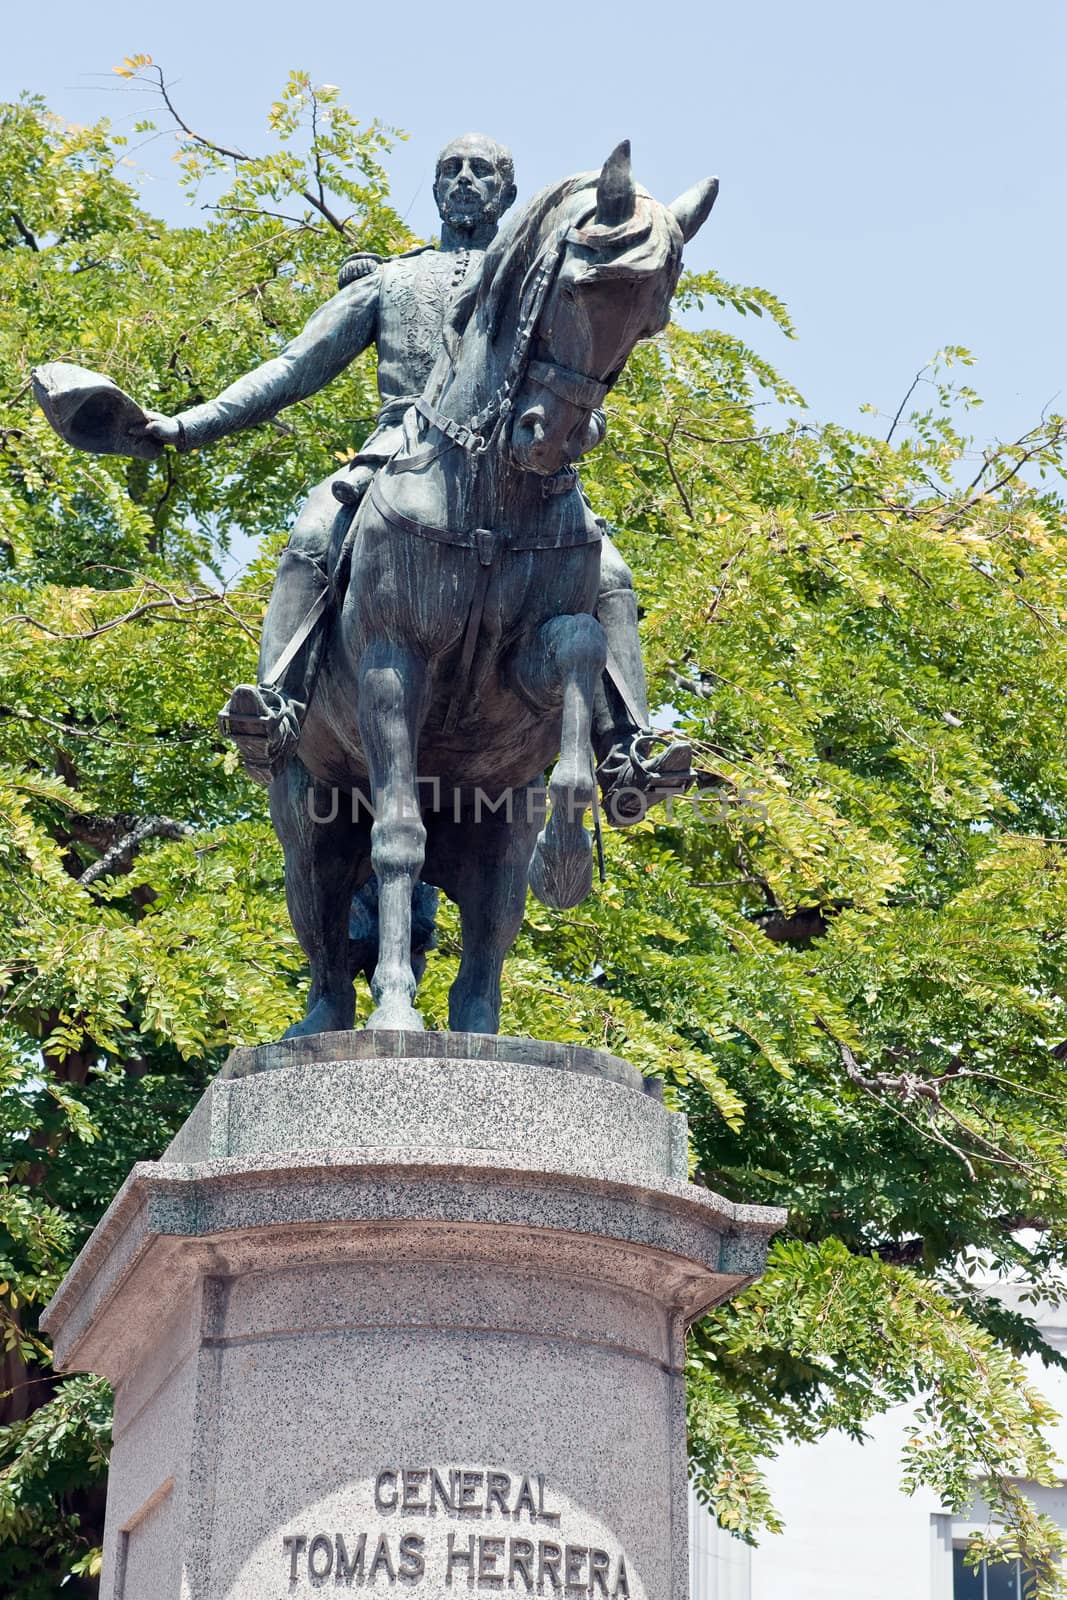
<box><xmin>953</xmin><ymin>1545</ymin><xmax>1036</xmax><ymax>1599</ymax></box>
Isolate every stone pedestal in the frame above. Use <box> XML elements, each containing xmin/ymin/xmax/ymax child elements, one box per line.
<box><xmin>42</xmin><ymin>1032</ymin><xmax>782</xmax><ymax>1600</ymax></box>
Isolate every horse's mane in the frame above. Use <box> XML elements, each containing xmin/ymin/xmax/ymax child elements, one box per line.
<box><xmin>445</xmin><ymin>173</ymin><xmax>596</xmax><ymax>354</ymax></box>
<box><xmin>444</xmin><ymin>170</ymin><xmax>683</xmax><ymax>367</ymax></box>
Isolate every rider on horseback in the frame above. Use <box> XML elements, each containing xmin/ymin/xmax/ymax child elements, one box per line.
<box><xmin>146</xmin><ymin>135</ymin><xmax>693</xmax><ymax>823</ymax></box>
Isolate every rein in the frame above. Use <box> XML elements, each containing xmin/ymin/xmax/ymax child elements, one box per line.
<box><xmin>411</xmin><ymin>224</ymin><xmax>611</xmax><ymax>459</ymax></box>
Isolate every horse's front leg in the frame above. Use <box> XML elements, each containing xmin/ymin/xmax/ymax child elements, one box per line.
<box><xmin>358</xmin><ymin>640</ymin><xmax>430</xmax><ymax>1030</ymax></box>
<box><xmin>520</xmin><ymin>613</ymin><xmax>607</xmax><ymax>910</ymax></box>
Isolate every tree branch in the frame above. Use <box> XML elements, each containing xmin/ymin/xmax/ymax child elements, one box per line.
<box><xmin>940</xmin><ymin>419</ymin><xmax>1066</xmax><ymax>527</ymax></box>
<box><xmin>679</xmin><ymin>427</ymin><xmax>794</xmax><ymax>447</ymax></box>
<box><xmin>77</xmin><ymin>815</ymin><xmax>193</xmax><ymax>887</ymax></box>
<box><xmin>9</xmin><ymin>210</ymin><xmax>39</xmax><ymax>251</ymax></box>
<box><xmin>8</xmin><ymin>577</ymin><xmax>260</xmax><ymax>643</ymax></box>
<box><xmin>811</xmin><ymin>502</ymin><xmax>924</xmax><ymax>524</ymax></box>
<box><xmin>886</xmin><ymin>362</ymin><xmax>930</xmax><ymax>443</ymax></box>
<box><xmin>706</xmin><ymin>527</ymin><xmax>760</xmax><ymax>621</ymax></box>
<box><xmin>813</xmin><ymin>1019</ymin><xmax>1038</xmax><ymax>1181</ymax></box>
<box><xmin>208</xmin><ymin>203</ymin><xmax>323</xmax><ymax>230</ymax></box>
<box><xmin>146</xmin><ymin>64</ymin><xmax>354</xmax><ymax>239</ymax></box>
<box><xmin>660</xmin><ymin>422</ymin><xmax>693</xmax><ymax>518</ymax></box>
<box><xmin>148</xmin><ymin>64</ymin><xmax>250</xmax><ymax>162</ymax></box>
<box><xmin>874</xmin><ymin>1217</ymin><xmax>1049</xmax><ymax>1266</ymax></box>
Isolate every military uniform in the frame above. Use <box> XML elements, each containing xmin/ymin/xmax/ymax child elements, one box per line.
<box><xmin>179</xmin><ymin>243</ymin><xmax>487</xmax><ymax>744</ymax></box>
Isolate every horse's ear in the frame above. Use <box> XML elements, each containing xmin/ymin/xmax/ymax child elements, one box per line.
<box><xmin>669</xmin><ymin>176</ymin><xmax>719</xmax><ymax>243</ymax></box>
<box><xmin>595</xmin><ymin>140</ymin><xmax>636</xmax><ymax>228</ymax></box>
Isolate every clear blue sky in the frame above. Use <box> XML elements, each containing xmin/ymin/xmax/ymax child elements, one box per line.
<box><xmin>4</xmin><ymin>0</ymin><xmax>1065</xmax><ymax>449</ymax></box>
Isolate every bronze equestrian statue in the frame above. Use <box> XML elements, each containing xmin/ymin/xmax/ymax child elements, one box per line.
<box><xmin>33</xmin><ymin>139</ymin><xmax>717</xmax><ymax>1036</ymax></box>
<box><xmin>176</xmin><ymin>134</ymin><xmax>695</xmax><ymax>825</ymax></box>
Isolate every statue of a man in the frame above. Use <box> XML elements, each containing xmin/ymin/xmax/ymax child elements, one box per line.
<box><xmin>144</xmin><ymin>134</ymin><xmax>692</xmax><ymax>821</ymax></box>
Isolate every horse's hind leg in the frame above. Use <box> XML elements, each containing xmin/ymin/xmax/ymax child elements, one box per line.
<box><xmin>520</xmin><ymin>613</ymin><xmax>607</xmax><ymax>911</ymax></box>
<box><xmin>435</xmin><ymin>804</ymin><xmax>538</xmax><ymax>1034</ymax></box>
<box><xmin>270</xmin><ymin>759</ymin><xmax>365</xmax><ymax>1037</ymax></box>
<box><xmin>358</xmin><ymin>640</ymin><xmax>430</xmax><ymax>1031</ymax></box>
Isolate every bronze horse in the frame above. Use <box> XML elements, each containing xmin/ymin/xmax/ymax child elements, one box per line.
<box><xmin>274</xmin><ymin>142</ymin><xmax>718</xmax><ymax>1035</ymax></box>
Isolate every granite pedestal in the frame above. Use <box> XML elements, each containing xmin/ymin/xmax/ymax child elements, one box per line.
<box><xmin>42</xmin><ymin>1032</ymin><xmax>783</xmax><ymax>1600</ymax></box>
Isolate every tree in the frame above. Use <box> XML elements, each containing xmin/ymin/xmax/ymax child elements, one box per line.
<box><xmin>1</xmin><ymin>62</ymin><xmax>1066</xmax><ymax>1597</ymax></box>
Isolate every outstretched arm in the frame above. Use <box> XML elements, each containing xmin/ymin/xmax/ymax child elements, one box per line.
<box><xmin>146</xmin><ymin>271</ymin><xmax>380</xmax><ymax>451</ymax></box>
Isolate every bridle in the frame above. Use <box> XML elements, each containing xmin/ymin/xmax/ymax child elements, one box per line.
<box><xmin>411</xmin><ymin>222</ymin><xmax>614</xmax><ymax>461</ymax></box>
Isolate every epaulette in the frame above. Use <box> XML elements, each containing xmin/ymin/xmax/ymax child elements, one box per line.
<box><xmin>337</xmin><ymin>243</ymin><xmax>434</xmax><ymax>291</ymax></box>
<box><xmin>337</xmin><ymin>251</ymin><xmax>384</xmax><ymax>290</ymax></box>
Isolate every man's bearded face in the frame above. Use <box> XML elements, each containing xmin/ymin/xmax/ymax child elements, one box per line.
<box><xmin>434</xmin><ymin>136</ymin><xmax>515</xmax><ymax>233</ymax></box>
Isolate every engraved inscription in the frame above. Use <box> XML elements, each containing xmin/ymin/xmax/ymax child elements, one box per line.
<box><xmin>282</xmin><ymin>1466</ymin><xmax>634</xmax><ymax>1594</ymax></box>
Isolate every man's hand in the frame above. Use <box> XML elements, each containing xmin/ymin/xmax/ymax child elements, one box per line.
<box><xmin>135</xmin><ymin>413</ymin><xmax>184</xmax><ymax>449</ymax></box>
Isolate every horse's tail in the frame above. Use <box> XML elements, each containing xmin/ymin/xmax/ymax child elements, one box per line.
<box><xmin>348</xmin><ymin>874</ymin><xmax>439</xmax><ymax>986</ymax></box>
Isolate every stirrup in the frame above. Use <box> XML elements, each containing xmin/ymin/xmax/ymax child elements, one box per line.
<box><xmin>218</xmin><ymin>684</ymin><xmax>301</xmax><ymax>787</ymax></box>
<box><xmin>597</xmin><ymin>735</ymin><xmax>694</xmax><ymax>827</ymax></box>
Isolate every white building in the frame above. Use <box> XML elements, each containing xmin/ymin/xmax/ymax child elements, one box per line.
<box><xmin>690</xmin><ymin>1290</ymin><xmax>1067</xmax><ymax>1600</ymax></box>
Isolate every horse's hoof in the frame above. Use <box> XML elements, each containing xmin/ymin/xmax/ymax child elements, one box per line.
<box><xmin>448</xmin><ymin>998</ymin><xmax>501</xmax><ymax>1034</ymax></box>
<box><xmin>528</xmin><ymin>827</ymin><xmax>594</xmax><ymax>910</ymax></box>
<box><xmin>367</xmin><ymin>1001</ymin><xmax>425</xmax><ymax>1033</ymax></box>
<box><xmin>282</xmin><ymin>994</ymin><xmax>355</xmax><ymax>1039</ymax></box>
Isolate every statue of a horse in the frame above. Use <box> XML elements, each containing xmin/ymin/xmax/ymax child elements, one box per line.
<box><xmin>269</xmin><ymin>141</ymin><xmax>717</xmax><ymax>1036</ymax></box>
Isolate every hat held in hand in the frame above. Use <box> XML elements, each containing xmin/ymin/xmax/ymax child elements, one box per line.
<box><xmin>31</xmin><ymin>361</ymin><xmax>162</xmax><ymax>461</ymax></box>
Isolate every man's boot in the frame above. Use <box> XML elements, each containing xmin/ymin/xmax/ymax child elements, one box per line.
<box><xmin>218</xmin><ymin>547</ymin><xmax>330</xmax><ymax>787</ymax></box>
<box><xmin>593</xmin><ymin>582</ymin><xmax>695</xmax><ymax>827</ymax></box>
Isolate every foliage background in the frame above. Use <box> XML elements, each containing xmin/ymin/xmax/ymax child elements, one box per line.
<box><xmin>1</xmin><ymin>65</ymin><xmax>1066</xmax><ymax>1595</ymax></box>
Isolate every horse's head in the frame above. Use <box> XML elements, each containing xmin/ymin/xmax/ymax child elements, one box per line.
<box><xmin>505</xmin><ymin>142</ymin><xmax>718</xmax><ymax>477</ymax></box>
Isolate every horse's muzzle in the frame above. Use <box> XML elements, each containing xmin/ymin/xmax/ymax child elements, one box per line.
<box><xmin>508</xmin><ymin>405</ymin><xmax>571</xmax><ymax>477</ymax></box>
